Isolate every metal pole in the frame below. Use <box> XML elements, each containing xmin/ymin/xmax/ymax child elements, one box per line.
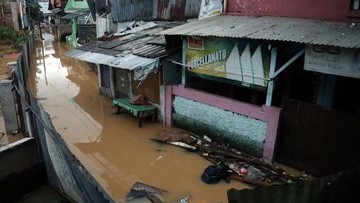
<box><xmin>181</xmin><ymin>37</ymin><xmax>186</xmax><ymax>85</ymax></box>
<box><xmin>266</xmin><ymin>48</ymin><xmax>277</xmax><ymax>106</ymax></box>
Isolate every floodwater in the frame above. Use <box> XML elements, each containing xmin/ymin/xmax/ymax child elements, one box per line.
<box><xmin>29</xmin><ymin>32</ymin><xmax>251</xmax><ymax>203</ymax></box>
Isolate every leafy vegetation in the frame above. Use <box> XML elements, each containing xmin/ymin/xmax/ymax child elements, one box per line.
<box><xmin>0</xmin><ymin>27</ymin><xmax>29</xmax><ymax>49</ymax></box>
<box><xmin>25</xmin><ymin>0</ymin><xmax>41</xmax><ymax>29</ymax></box>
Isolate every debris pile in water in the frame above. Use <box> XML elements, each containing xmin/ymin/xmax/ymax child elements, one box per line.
<box><xmin>152</xmin><ymin>130</ymin><xmax>310</xmax><ymax>187</ymax></box>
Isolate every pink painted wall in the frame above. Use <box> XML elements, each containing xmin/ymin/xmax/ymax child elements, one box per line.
<box><xmin>226</xmin><ymin>0</ymin><xmax>360</xmax><ymax>21</ymax></box>
<box><xmin>165</xmin><ymin>85</ymin><xmax>281</xmax><ymax>161</ymax></box>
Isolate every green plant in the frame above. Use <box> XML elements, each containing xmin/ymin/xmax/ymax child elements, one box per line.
<box><xmin>0</xmin><ymin>26</ymin><xmax>13</xmax><ymax>42</ymax></box>
<box><xmin>12</xmin><ymin>30</ymin><xmax>29</xmax><ymax>49</ymax></box>
<box><xmin>0</xmin><ymin>26</ymin><xmax>29</xmax><ymax>49</ymax></box>
<box><xmin>25</xmin><ymin>0</ymin><xmax>41</xmax><ymax>29</ymax></box>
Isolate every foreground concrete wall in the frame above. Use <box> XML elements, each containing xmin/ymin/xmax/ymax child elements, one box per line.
<box><xmin>0</xmin><ymin>138</ymin><xmax>45</xmax><ymax>203</ymax></box>
<box><xmin>173</xmin><ymin>96</ymin><xmax>267</xmax><ymax>156</ymax></box>
<box><xmin>0</xmin><ymin>138</ymin><xmax>40</xmax><ymax>180</ymax></box>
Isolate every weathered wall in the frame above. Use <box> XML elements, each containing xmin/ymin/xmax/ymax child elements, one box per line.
<box><xmin>157</xmin><ymin>0</ymin><xmax>201</xmax><ymax>20</ymax></box>
<box><xmin>0</xmin><ymin>138</ymin><xmax>45</xmax><ymax>203</ymax></box>
<box><xmin>0</xmin><ymin>138</ymin><xmax>46</xmax><ymax>202</ymax></box>
<box><xmin>110</xmin><ymin>0</ymin><xmax>155</xmax><ymax>22</ymax></box>
<box><xmin>0</xmin><ymin>138</ymin><xmax>39</xmax><ymax>181</ymax></box>
<box><xmin>226</xmin><ymin>0</ymin><xmax>360</xmax><ymax>21</ymax></box>
<box><xmin>96</xmin><ymin>16</ymin><xmax>110</xmax><ymax>38</ymax></box>
<box><xmin>0</xmin><ymin>2</ymin><xmax>20</xmax><ymax>30</ymax></box>
<box><xmin>173</xmin><ymin>96</ymin><xmax>267</xmax><ymax>156</ymax></box>
<box><xmin>0</xmin><ymin>79</ymin><xmax>19</xmax><ymax>134</ymax></box>
<box><xmin>110</xmin><ymin>0</ymin><xmax>201</xmax><ymax>22</ymax></box>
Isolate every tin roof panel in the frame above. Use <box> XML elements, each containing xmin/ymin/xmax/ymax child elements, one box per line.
<box><xmin>158</xmin><ymin>15</ymin><xmax>360</xmax><ymax>48</ymax></box>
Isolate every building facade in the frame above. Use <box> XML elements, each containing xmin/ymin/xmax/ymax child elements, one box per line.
<box><xmin>159</xmin><ymin>0</ymin><xmax>360</xmax><ymax>175</ymax></box>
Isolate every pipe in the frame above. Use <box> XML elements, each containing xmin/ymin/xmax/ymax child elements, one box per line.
<box><xmin>19</xmin><ymin>0</ymin><xmax>24</xmax><ymax>29</ymax></box>
<box><xmin>223</xmin><ymin>0</ymin><xmax>228</xmax><ymax>13</ymax></box>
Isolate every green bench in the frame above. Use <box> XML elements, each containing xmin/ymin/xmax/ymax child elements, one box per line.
<box><xmin>112</xmin><ymin>98</ymin><xmax>157</xmax><ymax>128</ymax></box>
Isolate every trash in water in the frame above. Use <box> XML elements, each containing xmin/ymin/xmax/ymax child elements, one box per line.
<box><xmin>125</xmin><ymin>182</ymin><xmax>168</xmax><ymax>203</ymax></box>
<box><xmin>176</xmin><ymin>195</ymin><xmax>191</xmax><ymax>203</ymax></box>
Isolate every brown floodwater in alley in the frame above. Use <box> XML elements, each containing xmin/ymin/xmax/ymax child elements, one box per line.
<box><xmin>28</xmin><ymin>32</ymin><xmax>251</xmax><ymax>203</ymax></box>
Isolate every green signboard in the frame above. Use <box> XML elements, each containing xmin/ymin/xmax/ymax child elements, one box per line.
<box><xmin>185</xmin><ymin>37</ymin><xmax>269</xmax><ymax>87</ymax></box>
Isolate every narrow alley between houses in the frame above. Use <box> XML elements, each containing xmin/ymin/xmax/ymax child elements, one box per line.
<box><xmin>29</xmin><ymin>31</ymin><xmax>250</xmax><ymax>203</ymax></box>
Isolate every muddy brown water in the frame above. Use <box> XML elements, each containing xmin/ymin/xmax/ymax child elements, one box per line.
<box><xmin>29</xmin><ymin>32</ymin><xmax>251</xmax><ymax>203</ymax></box>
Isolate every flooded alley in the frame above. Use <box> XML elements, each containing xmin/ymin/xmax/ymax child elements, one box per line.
<box><xmin>29</xmin><ymin>31</ymin><xmax>250</xmax><ymax>202</ymax></box>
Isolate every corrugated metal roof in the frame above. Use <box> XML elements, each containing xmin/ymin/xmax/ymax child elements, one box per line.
<box><xmin>158</xmin><ymin>15</ymin><xmax>360</xmax><ymax>48</ymax></box>
<box><xmin>227</xmin><ymin>167</ymin><xmax>360</xmax><ymax>203</ymax></box>
<box><xmin>184</xmin><ymin>0</ymin><xmax>202</xmax><ymax>19</ymax></box>
<box><xmin>110</xmin><ymin>0</ymin><xmax>155</xmax><ymax>22</ymax></box>
<box><xmin>63</xmin><ymin>22</ymin><xmax>181</xmax><ymax>69</ymax></box>
<box><xmin>64</xmin><ymin>49</ymin><xmax>158</xmax><ymax>70</ymax></box>
<box><xmin>133</xmin><ymin>44</ymin><xmax>167</xmax><ymax>58</ymax></box>
<box><xmin>64</xmin><ymin>49</ymin><xmax>116</xmax><ymax>64</ymax></box>
<box><xmin>60</xmin><ymin>10</ymin><xmax>90</xmax><ymax>20</ymax></box>
<box><xmin>156</xmin><ymin>0</ymin><xmax>201</xmax><ymax>21</ymax></box>
<box><xmin>103</xmin><ymin>54</ymin><xmax>158</xmax><ymax>70</ymax></box>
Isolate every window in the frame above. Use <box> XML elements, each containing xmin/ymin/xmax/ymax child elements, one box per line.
<box><xmin>351</xmin><ymin>0</ymin><xmax>360</xmax><ymax>10</ymax></box>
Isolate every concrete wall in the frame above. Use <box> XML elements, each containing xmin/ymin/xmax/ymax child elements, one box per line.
<box><xmin>0</xmin><ymin>138</ymin><xmax>45</xmax><ymax>203</ymax></box>
<box><xmin>0</xmin><ymin>138</ymin><xmax>40</xmax><ymax>180</ymax></box>
<box><xmin>166</xmin><ymin>85</ymin><xmax>281</xmax><ymax>161</ymax></box>
<box><xmin>173</xmin><ymin>96</ymin><xmax>267</xmax><ymax>156</ymax></box>
<box><xmin>226</xmin><ymin>0</ymin><xmax>360</xmax><ymax>21</ymax></box>
<box><xmin>0</xmin><ymin>2</ymin><xmax>20</xmax><ymax>30</ymax></box>
<box><xmin>0</xmin><ymin>79</ymin><xmax>19</xmax><ymax>135</ymax></box>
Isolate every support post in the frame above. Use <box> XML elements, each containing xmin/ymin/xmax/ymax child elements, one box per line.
<box><xmin>109</xmin><ymin>66</ymin><xmax>115</xmax><ymax>98</ymax></box>
<box><xmin>266</xmin><ymin>48</ymin><xmax>277</xmax><ymax>106</ymax></box>
<box><xmin>181</xmin><ymin>38</ymin><xmax>186</xmax><ymax>85</ymax></box>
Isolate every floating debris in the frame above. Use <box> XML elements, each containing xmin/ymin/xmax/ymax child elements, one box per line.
<box><xmin>176</xmin><ymin>195</ymin><xmax>191</xmax><ymax>203</ymax></box>
<box><xmin>125</xmin><ymin>182</ymin><xmax>168</xmax><ymax>203</ymax></box>
<box><xmin>153</xmin><ymin>130</ymin><xmax>309</xmax><ymax>187</ymax></box>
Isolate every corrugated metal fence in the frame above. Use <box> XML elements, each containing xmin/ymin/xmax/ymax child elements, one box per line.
<box><xmin>11</xmin><ymin>32</ymin><xmax>113</xmax><ymax>203</ymax></box>
<box><xmin>227</xmin><ymin>167</ymin><xmax>360</xmax><ymax>203</ymax></box>
<box><xmin>110</xmin><ymin>0</ymin><xmax>201</xmax><ymax>22</ymax></box>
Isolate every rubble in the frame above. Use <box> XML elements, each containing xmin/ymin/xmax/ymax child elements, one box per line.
<box><xmin>153</xmin><ymin>130</ymin><xmax>310</xmax><ymax>187</ymax></box>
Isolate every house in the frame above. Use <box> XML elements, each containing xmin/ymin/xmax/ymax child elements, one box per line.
<box><xmin>65</xmin><ymin>21</ymin><xmax>183</xmax><ymax>124</ymax></box>
<box><xmin>158</xmin><ymin>0</ymin><xmax>360</xmax><ymax>176</ymax></box>
<box><xmin>65</xmin><ymin>0</ymin><xmax>201</xmax><ymax>123</ymax></box>
<box><xmin>47</xmin><ymin>0</ymin><xmax>94</xmax><ymax>44</ymax></box>
<box><xmin>0</xmin><ymin>0</ymin><xmax>27</xmax><ymax>30</ymax></box>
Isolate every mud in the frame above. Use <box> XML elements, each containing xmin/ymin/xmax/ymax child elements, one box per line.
<box><xmin>29</xmin><ymin>32</ymin><xmax>251</xmax><ymax>203</ymax></box>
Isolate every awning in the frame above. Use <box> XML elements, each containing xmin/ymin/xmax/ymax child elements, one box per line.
<box><xmin>64</xmin><ymin>49</ymin><xmax>159</xmax><ymax>71</ymax></box>
<box><xmin>158</xmin><ymin>15</ymin><xmax>360</xmax><ymax>49</ymax></box>
<box><xmin>61</xmin><ymin>9</ymin><xmax>90</xmax><ymax>20</ymax></box>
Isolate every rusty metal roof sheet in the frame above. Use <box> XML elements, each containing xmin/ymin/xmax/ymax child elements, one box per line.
<box><xmin>60</xmin><ymin>10</ymin><xmax>90</xmax><ymax>20</ymax></box>
<box><xmin>103</xmin><ymin>54</ymin><xmax>158</xmax><ymax>70</ymax></box>
<box><xmin>133</xmin><ymin>44</ymin><xmax>167</xmax><ymax>58</ymax></box>
<box><xmin>64</xmin><ymin>49</ymin><xmax>158</xmax><ymax>70</ymax></box>
<box><xmin>63</xmin><ymin>21</ymin><xmax>181</xmax><ymax>70</ymax></box>
<box><xmin>158</xmin><ymin>15</ymin><xmax>360</xmax><ymax>48</ymax></box>
<box><xmin>64</xmin><ymin>49</ymin><xmax>116</xmax><ymax>64</ymax></box>
<box><xmin>110</xmin><ymin>0</ymin><xmax>154</xmax><ymax>22</ymax></box>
